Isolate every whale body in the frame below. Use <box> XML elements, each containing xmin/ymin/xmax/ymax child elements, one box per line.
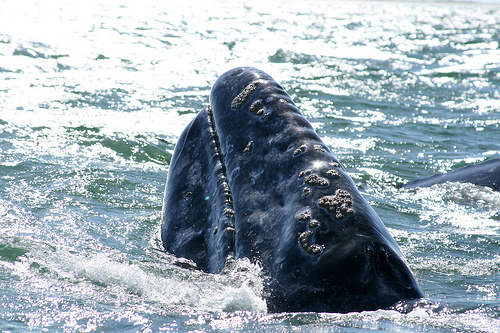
<box><xmin>401</xmin><ymin>158</ymin><xmax>500</xmax><ymax>192</ymax></box>
<box><xmin>161</xmin><ymin>67</ymin><xmax>423</xmax><ymax>313</ymax></box>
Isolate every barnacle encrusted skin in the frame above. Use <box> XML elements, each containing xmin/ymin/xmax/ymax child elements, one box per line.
<box><xmin>308</xmin><ymin>219</ymin><xmax>320</xmax><ymax>229</ymax></box>
<box><xmin>314</xmin><ymin>145</ymin><xmax>325</xmax><ymax>152</ymax></box>
<box><xmin>231</xmin><ymin>80</ymin><xmax>263</xmax><ymax>110</ymax></box>
<box><xmin>249</xmin><ymin>100</ymin><xmax>265</xmax><ymax>116</ymax></box>
<box><xmin>330</xmin><ymin>161</ymin><xmax>341</xmax><ymax>168</ymax></box>
<box><xmin>299</xmin><ymin>169</ymin><xmax>312</xmax><ymax>178</ymax></box>
<box><xmin>293</xmin><ymin>144</ymin><xmax>307</xmax><ymax>156</ymax></box>
<box><xmin>318</xmin><ymin>189</ymin><xmax>354</xmax><ymax>220</ymax></box>
<box><xmin>223</xmin><ymin>208</ymin><xmax>234</xmax><ymax>218</ymax></box>
<box><xmin>243</xmin><ymin>141</ymin><xmax>254</xmax><ymax>155</ymax></box>
<box><xmin>304</xmin><ymin>174</ymin><xmax>329</xmax><ymax>187</ymax></box>
<box><xmin>298</xmin><ymin>211</ymin><xmax>311</xmax><ymax>223</ymax></box>
<box><xmin>299</xmin><ymin>230</ymin><xmax>324</xmax><ymax>255</ymax></box>
<box><xmin>326</xmin><ymin>169</ymin><xmax>341</xmax><ymax>178</ymax></box>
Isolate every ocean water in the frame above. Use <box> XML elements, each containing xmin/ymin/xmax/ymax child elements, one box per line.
<box><xmin>1</xmin><ymin>0</ymin><xmax>500</xmax><ymax>331</ymax></box>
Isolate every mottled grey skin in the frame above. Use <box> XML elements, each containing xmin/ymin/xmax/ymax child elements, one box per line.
<box><xmin>401</xmin><ymin>158</ymin><xmax>500</xmax><ymax>191</ymax></box>
<box><xmin>162</xmin><ymin>67</ymin><xmax>423</xmax><ymax>313</ymax></box>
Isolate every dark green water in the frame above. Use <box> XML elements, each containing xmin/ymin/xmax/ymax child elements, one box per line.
<box><xmin>1</xmin><ymin>0</ymin><xmax>499</xmax><ymax>331</ymax></box>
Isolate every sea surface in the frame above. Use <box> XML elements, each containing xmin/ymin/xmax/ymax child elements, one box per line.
<box><xmin>1</xmin><ymin>0</ymin><xmax>500</xmax><ymax>332</ymax></box>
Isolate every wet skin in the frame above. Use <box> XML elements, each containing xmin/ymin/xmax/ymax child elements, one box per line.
<box><xmin>401</xmin><ymin>158</ymin><xmax>500</xmax><ymax>192</ymax></box>
<box><xmin>161</xmin><ymin>67</ymin><xmax>423</xmax><ymax>313</ymax></box>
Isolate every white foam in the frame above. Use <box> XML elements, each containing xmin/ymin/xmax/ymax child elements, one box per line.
<box><xmin>28</xmin><ymin>248</ymin><xmax>267</xmax><ymax>313</ymax></box>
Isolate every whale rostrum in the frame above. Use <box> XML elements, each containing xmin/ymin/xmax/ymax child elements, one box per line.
<box><xmin>161</xmin><ymin>67</ymin><xmax>424</xmax><ymax>313</ymax></box>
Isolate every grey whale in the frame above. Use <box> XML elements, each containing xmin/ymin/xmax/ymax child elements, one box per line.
<box><xmin>400</xmin><ymin>158</ymin><xmax>500</xmax><ymax>192</ymax></box>
<box><xmin>161</xmin><ymin>67</ymin><xmax>423</xmax><ymax>313</ymax></box>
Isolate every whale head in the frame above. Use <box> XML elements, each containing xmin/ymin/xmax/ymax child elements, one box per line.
<box><xmin>162</xmin><ymin>67</ymin><xmax>423</xmax><ymax>313</ymax></box>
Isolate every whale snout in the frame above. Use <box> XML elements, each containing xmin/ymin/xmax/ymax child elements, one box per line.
<box><xmin>163</xmin><ymin>67</ymin><xmax>423</xmax><ymax>313</ymax></box>
<box><xmin>360</xmin><ymin>244</ymin><xmax>422</xmax><ymax>297</ymax></box>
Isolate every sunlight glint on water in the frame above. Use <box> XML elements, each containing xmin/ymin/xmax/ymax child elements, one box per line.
<box><xmin>1</xmin><ymin>0</ymin><xmax>499</xmax><ymax>331</ymax></box>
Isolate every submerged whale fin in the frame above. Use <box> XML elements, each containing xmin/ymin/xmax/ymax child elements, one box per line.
<box><xmin>400</xmin><ymin>158</ymin><xmax>500</xmax><ymax>191</ymax></box>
